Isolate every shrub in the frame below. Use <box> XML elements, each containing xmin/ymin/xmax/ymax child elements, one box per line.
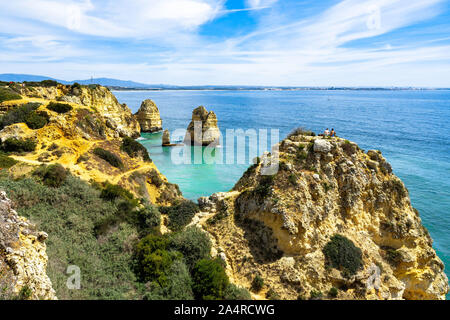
<box><xmin>148</xmin><ymin>169</ymin><xmax>163</xmax><ymax>187</ymax></box>
<box><xmin>0</xmin><ymin>87</ymin><xmax>22</xmax><ymax>103</ymax></box>
<box><xmin>0</xmin><ymin>102</ymin><xmax>44</xmax><ymax>129</ymax></box>
<box><xmin>328</xmin><ymin>287</ymin><xmax>338</xmax><ymax>298</ymax></box>
<box><xmin>251</xmin><ymin>274</ymin><xmax>264</xmax><ymax>292</ymax></box>
<box><xmin>0</xmin><ymin>138</ymin><xmax>36</xmax><ymax>153</ymax></box>
<box><xmin>266</xmin><ymin>288</ymin><xmax>280</xmax><ymax>300</ymax></box>
<box><xmin>310</xmin><ymin>290</ymin><xmax>323</xmax><ymax>300</ymax></box>
<box><xmin>121</xmin><ymin>137</ymin><xmax>151</xmax><ymax>162</ymax></box>
<box><xmin>253</xmin><ymin>175</ymin><xmax>275</xmax><ymax>198</ymax></box>
<box><xmin>47</xmin><ymin>102</ymin><xmax>72</xmax><ymax>114</ymax></box>
<box><xmin>93</xmin><ymin>147</ymin><xmax>124</xmax><ymax>169</ymax></box>
<box><xmin>0</xmin><ymin>153</ymin><xmax>18</xmax><ymax>168</ymax></box>
<box><xmin>134</xmin><ymin>204</ymin><xmax>161</xmax><ymax>236</ymax></box>
<box><xmin>287</xmin><ymin>127</ymin><xmax>315</xmax><ymax>138</ymax></box>
<box><xmin>143</xmin><ymin>260</ymin><xmax>194</xmax><ymax>300</ymax></box>
<box><xmin>100</xmin><ymin>182</ymin><xmax>134</xmax><ymax>201</ymax></box>
<box><xmin>296</xmin><ymin>149</ymin><xmax>308</xmax><ymax>161</ymax></box>
<box><xmin>160</xmin><ymin>200</ymin><xmax>200</xmax><ymax>232</ymax></box>
<box><xmin>288</xmin><ymin>173</ymin><xmax>297</xmax><ymax>186</ymax></box>
<box><xmin>170</xmin><ymin>226</ymin><xmax>211</xmax><ymax>271</ymax></box>
<box><xmin>223</xmin><ymin>284</ymin><xmax>252</xmax><ymax>300</ymax></box>
<box><xmin>191</xmin><ymin>258</ymin><xmax>229</xmax><ymax>300</ymax></box>
<box><xmin>134</xmin><ymin>234</ymin><xmax>179</xmax><ymax>285</ymax></box>
<box><xmin>33</xmin><ymin>164</ymin><xmax>68</xmax><ymax>188</ymax></box>
<box><xmin>322</xmin><ymin>234</ymin><xmax>363</xmax><ymax>277</ymax></box>
<box><xmin>24</xmin><ymin>80</ymin><xmax>59</xmax><ymax>87</ymax></box>
<box><xmin>17</xmin><ymin>285</ymin><xmax>32</xmax><ymax>300</ymax></box>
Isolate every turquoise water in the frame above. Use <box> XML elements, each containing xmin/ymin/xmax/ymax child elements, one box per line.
<box><xmin>114</xmin><ymin>90</ymin><xmax>450</xmax><ymax>295</ymax></box>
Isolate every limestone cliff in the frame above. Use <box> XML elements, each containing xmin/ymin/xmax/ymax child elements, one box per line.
<box><xmin>135</xmin><ymin>99</ymin><xmax>162</xmax><ymax>133</ymax></box>
<box><xmin>0</xmin><ymin>191</ymin><xmax>56</xmax><ymax>300</ymax></box>
<box><xmin>196</xmin><ymin>132</ymin><xmax>449</xmax><ymax>300</ymax></box>
<box><xmin>0</xmin><ymin>85</ymin><xmax>181</xmax><ymax>206</ymax></box>
<box><xmin>184</xmin><ymin>106</ymin><xmax>220</xmax><ymax>146</ymax></box>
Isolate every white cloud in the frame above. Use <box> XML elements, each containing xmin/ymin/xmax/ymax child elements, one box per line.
<box><xmin>246</xmin><ymin>0</ymin><xmax>278</xmax><ymax>9</ymax></box>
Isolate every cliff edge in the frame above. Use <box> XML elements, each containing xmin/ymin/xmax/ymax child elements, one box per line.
<box><xmin>197</xmin><ymin>130</ymin><xmax>449</xmax><ymax>300</ymax></box>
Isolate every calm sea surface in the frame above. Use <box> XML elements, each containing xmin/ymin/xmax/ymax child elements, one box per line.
<box><xmin>114</xmin><ymin>89</ymin><xmax>450</xmax><ymax>296</ymax></box>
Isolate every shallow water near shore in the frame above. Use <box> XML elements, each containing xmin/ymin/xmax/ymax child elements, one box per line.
<box><xmin>114</xmin><ymin>89</ymin><xmax>450</xmax><ymax>297</ymax></box>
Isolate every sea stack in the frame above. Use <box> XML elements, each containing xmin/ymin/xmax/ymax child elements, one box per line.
<box><xmin>184</xmin><ymin>106</ymin><xmax>220</xmax><ymax>146</ymax></box>
<box><xmin>162</xmin><ymin>129</ymin><xmax>171</xmax><ymax>146</ymax></box>
<box><xmin>135</xmin><ymin>99</ymin><xmax>162</xmax><ymax>133</ymax></box>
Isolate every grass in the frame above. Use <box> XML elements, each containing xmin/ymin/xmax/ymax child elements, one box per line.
<box><xmin>0</xmin><ymin>153</ymin><xmax>18</xmax><ymax>168</ymax></box>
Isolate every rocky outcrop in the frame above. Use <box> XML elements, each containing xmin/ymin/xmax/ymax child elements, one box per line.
<box><xmin>162</xmin><ymin>129</ymin><xmax>171</xmax><ymax>146</ymax></box>
<box><xmin>196</xmin><ymin>133</ymin><xmax>449</xmax><ymax>300</ymax></box>
<box><xmin>135</xmin><ymin>99</ymin><xmax>162</xmax><ymax>133</ymax></box>
<box><xmin>0</xmin><ymin>191</ymin><xmax>56</xmax><ymax>300</ymax></box>
<box><xmin>0</xmin><ymin>86</ymin><xmax>182</xmax><ymax>206</ymax></box>
<box><xmin>184</xmin><ymin>106</ymin><xmax>220</xmax><ymax>146</ymax></box>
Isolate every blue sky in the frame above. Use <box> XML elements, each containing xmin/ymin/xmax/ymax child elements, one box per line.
<box><xmin>1</xmin><ymin>0</ymin><xmax>449</xmax><ymax>86</ymax></box>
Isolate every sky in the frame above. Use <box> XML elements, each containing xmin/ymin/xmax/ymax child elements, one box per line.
<box><xmin>0</xmin><ymin>0</ymin><xmax>449</xmax><ymax>87</ymax></box>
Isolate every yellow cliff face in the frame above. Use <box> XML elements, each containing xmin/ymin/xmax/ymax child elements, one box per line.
<box><xmin>0</xmin><ymin>191</ymin><xmax>56</xmax><ymax>300</ymax></box>
<box><xmin>0</xmin><ymin>85</ymin><xmax>182</xmax><ymax>206</ymax></box>
<box><xmin>196</xmin><ymin>132</ymin><xmax>449</xmax><ymax>300</ymax></box>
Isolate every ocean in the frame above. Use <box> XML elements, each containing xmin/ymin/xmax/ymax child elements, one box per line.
<box><xmin>113</xmin><ymin>89</ymin><xmax>450</xmax><ymax>296</ymax></box>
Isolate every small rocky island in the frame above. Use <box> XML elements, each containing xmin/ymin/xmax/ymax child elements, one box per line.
<box><xmin>184</xmin><ymin>106</ymin><xmax>220</xmax><ymax>146</ymax></box>
<box><xmin>135</xmin><ymin>99</ymin><xmax>163</xmax><ymax>133</ymax></box>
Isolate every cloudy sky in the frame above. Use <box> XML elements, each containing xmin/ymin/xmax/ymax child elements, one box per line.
<box><xmin>1</xmin><ymin>0</ymin><xmax>449</xmax><ymax>86</ymax></box>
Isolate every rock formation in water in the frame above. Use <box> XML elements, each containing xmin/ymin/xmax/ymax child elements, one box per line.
<box><xmin>162</xmin><ymin>129</ymin><xmax>171</xmax><ymax>146</ymax></box>
<box><xmin>0</xmin><ymin>83</ymin><xmax>182</xmax><ymax>206</ymax></box>
<box><xmin>0</xmin><ymin>191</ymin><xmax>56</xmax><ymax>300</ymax></box>
<box><xmin>135</xmin><ymin>99</ymin><xmax>162</xmax><ymax>133</ymax></box>
<box><xmin>184</xmin><ymin>106</ymin><xmax>220</xmax><ymax>146</ymax></box>
<box><xmin>195</xmin><ymin>132</ymin><xmax>449</xmax><ymax>300</ymax></box>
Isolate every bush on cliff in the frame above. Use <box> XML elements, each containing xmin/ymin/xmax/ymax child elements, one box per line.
<box><xmin>0</xmin><ymin>138</ymin><xmax>36</xmax><ymax>153</ymax></box>
<box><xmin>159</xmin><ymin>200</ymin><xmax>199</xmax><ymax>232</ymax></box>
<box><xmin>134</xmin><ymin>234</ymin><xmax>181</xmax><ymax>286</ymax></box>
<box><xmin>121</xmin><ymin>137</ymin><xmax>151</xmax><ymax>162</ymax></box>
<box><xmin>33</xmin><ymin>163</ymin><xmax>68</xmax><ymax>187</ymax></box>
<box><xmin>322</xmin><ymin>234</ymin><xmax>363</xmax><ymax>277</ymax></box>
<box><xmin>170</xmin><ymin>226</ymin><xmax>211</xmax><ymax>271</ymax></box>
<box><xmin>0</xmin><ymin>87</ymin><xmax>22</xmax><ymax>103</ymax></box>
<box><xmin>47</xmin><ymin>102</ymin><xmax>72</xmax><ymax>114</ymax></box>
<box><xmin>0</xmin><ymin>102</ymin><xmax>47</xmax><ymax>130</ymax></box>
<box><xmin>191</xmin><ymin>258</ymin><xmax>229</xmax><ymax>300</ymax></box>
<box><xmin>23</xmin><ymin>80</ymin><xmax>60</xmax><ymax>88</ymax></box>
<box><xmin>251</xmin><ymin>274</ymin><xmax>264</xmax><ymax>292</ymax></box>
<box><xmin>287</xmin><ymin>127</ymin><xmax>315</xmax><ymax>138</ymax></box>
<box><xmin>93</xmin><ymin>147</ymin><xmax>124</xmax><ymax>169</ymax></box>
<box><xmin>223</xmin><ymin>284</ymin><xmax>252</xmax><ymax>300</ymax></box>
<box><xmin>100</xmin><ymin>182</ymin><xmax>134</xmax><ymax>201</ymax></box>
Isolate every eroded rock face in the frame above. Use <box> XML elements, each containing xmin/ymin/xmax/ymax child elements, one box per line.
<box><xmin>184</xmin><ymin>106</ymin><xmax>220</xmax><ymax>146</ymax></box>
<box><xmin>135</xmin><ymin>99</ymin><xmax>162</xmax><ymax>133</ymax></box>
<box><xmin>196</xmin><ymin>134</ymin><xmax>449</xmax><ymax>300</ymax></box>
<box><xmin>162</xmin><ymin>129</ymin><xmax>170</xmax><ymax>146</ymax></box>
<box><xmin>0</xmin><ymin>191</ymin><xmax>56</xmax><ymax>300</ymax></box>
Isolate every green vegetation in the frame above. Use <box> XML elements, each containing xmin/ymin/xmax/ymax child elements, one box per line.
<box><xmin>322</xmin><ymin>182</ymin><xmax>332</xmax><ymax>193</ymax></box>
<box><xmin>0</xmin><ymin>138</ymin><xmax>36</xmax><ymax>153</ymax></box>
<box><xmin>47</xmin><ymin>102</ymin><xmax>72</xmax><ymax>114</ymax></box>
<box><xmin>384</xmin><ymin>247</ymin><xmax>402</xmax><ymax>266</ymax></box>
<box><xmin>251</xmin><ymin>274</ymin><xmax>264</xmax><ymax>292</ymax></box>
<box><xmin>0</xmin><ymin>102</ymin><xmax>48</xmax><ymax>130</ymax></box>
<box><xmin>328</xmin><ymin>287</ymin><xmax>338</xmax><ymax>298</ymax></box>
<box><xmin>288</xmin><ymin>173</ymin><xmax>297</xmax><ymax>186</ymax></box>
<box><xmin>287</xmin><ymin>127</ymin><xmax>315</xmax><ymax>138</ymax></box>
<box><xmin>17</xmin><ymin>285</ymin><xmax>32</xmax><ymax>300</ymax></box>
<box><xmin>160</xmin><ymin>200</ymin><xmax>199</xmax><ymax>232</ymax></box>
<box><xmin>170</xmin><ymin>226</ymin><xmax>211</xmax><ymax>271</ymax></box>
<box><xmin>223</xmin><ymin>284</ymin><xmax>252</xmax><ymax>300</ymax></box>
<box><xmin>93</xmin><ymin>147</ymin><xmax>124</xmax><ymax>169</ymax></box>
<box><xmin>0</xmin><ymin>153</ymin><xmax>18</xmax><ymax>168</ymax></box>
<box><xmin>310</xmin><ymin>290</ymin><xmax>323</xmax><ymax>300</ymax></box>
<box><xmin>23</xmin><ymin>80</ymin><xmax>60</xmax><ymax>87</ymax></box>
<box><xmin>100</xmin><ymin>182</ymin><xmax>134</xmax><ymax>201</ymax></box>
<box><xmin>0</xmin><ymin>87</ymin><xmax>22</xmax><ymax>103</ymax></box>
<box><xmin>148</xmin><ymin>169</ymin><xmax>163</xmax><ymax>187</ymax></box>
<box><xmin>322</xmin><ymin>234</ymin><xmax>363</xmax><ymax>277</ymax></box>
<box><xmin>134</xmin><ymin>234</ymin><xmax>180</xmax><ymax>286</ymax></box>
<box><xmin>121</xmin><ymin>137</ymin><xmax>151</xmax><ymax>162</ymax></box>
<box><xmin>33</xmin><ymin>164</ymin><xmax>68</xmax><ymax>187</ymax></box>
<box><xmin>192</xmin><ymin>258</ymin><xmax>229</xmax><ymax>300</ymax></box>
<box><xmin>253</xmin><ymin>174</ymin><xmax>275</xmax><ymax>198</ymax></box>
<box><xmin>266</xmin><ymin>288</ymin><xmax>280</xmax><ymax>300</ymax></box>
